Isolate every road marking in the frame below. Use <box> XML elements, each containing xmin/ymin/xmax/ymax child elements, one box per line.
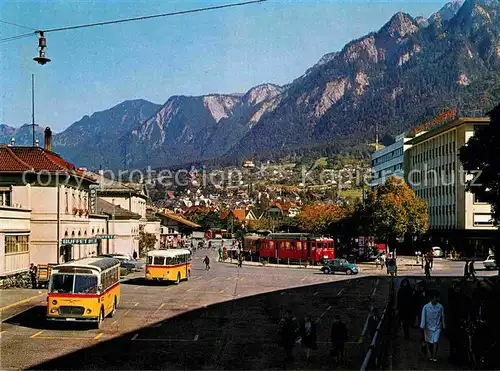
<box><xmin>0</xmin><ymin>293</ymin><xmax>46</xmax><ymax>312</ymax></box>
<box><xmin>371</xmin><ymin>279</ymin><xmax>379</xmax><ymax>297</ymax></box>
<box><xmin>124</xmin><ymin>302</ymin><xmax>139</xmax><ymax>316</ymax></box>
<box><xmin>131</xmin><ymin>337</ymin><xmax>199</xmax><ymax>342</ymax></box>
<box><xmin>93</xmin><ymin>333</ymin><xmax>104</xmax><ymax>340</ymax></box>
<box><xmin>316</xmin><ymin>306</ymin><xmax>332</xmax><ymax>322</ymax></box>
<box><xmin>301</xmin><ymin>277</ymin><xmax>307</xmax><ymax>282</ymax></box>
<box><xmin>348</xmin><ymin>279</ymin><xmax>352</xmax><ymax>284</ymax></box>
<box><xmin>239</xmin><ymin>277</ymin><xmax>245</xmax><ymax>281</ymax></box>
<box><xmin>30</xmin><ymin>330</ymin><xmax>44</xmax><ymax>339</ymax></box>
<box><xmin>313</xmin><ymin>291</ymin><xmax>319</xmax><ymax>296</ymax></box>
<box><xmin>194</xmin><ymin>334</ymin><xmax>199</xmax><ymax>341</ymax></box>
<box><xmin>337</xmin><ymin>288</ymin><xmax>345</xmax><ymax>297</ymax></box>
<box><xmin>280</xmin><ymin>291</ymin><xmax>285</xmax><ymax>296</ymax></box>
<box><xmin>218</xmin><ymin>290</ymin><xmax>224</xmax><ymax>293</ymax></box>
<box><xmin>131</xmin><ymin>334</ymin><xmax>138</xmax><ymax>340</ymax></box>
<box><xmin>0</xmin><ymin>330</ymin><xmax>7</xmax><ymax>335</ymax></box>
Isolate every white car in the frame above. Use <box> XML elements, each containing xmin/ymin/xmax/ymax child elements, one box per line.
<box><xmin>432</xmin><ymin>246</ymin><xmax>444</xmax><ymax>257</ymax></box>
<box><xmin>483</xmin><ymin>255</ymin><xmax>497</xmax><ymax>270</ymax></box>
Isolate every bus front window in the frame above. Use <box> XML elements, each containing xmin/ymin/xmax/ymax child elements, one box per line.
<box><xmin>50</xmin><ymin>274</ymin><xmax>74</xmax><ymax>293</ymax></box>
<box><xmin>50</xmin><ymin>274</ymin><xmax>98</xmax><ymax>294</ymax></box>
<box><xmin>74</xmin><ymin>275</ymin><xmax>98</xmax><ymax>294</ymax></box>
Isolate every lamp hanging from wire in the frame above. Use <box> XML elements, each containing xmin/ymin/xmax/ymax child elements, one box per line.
<box><xmin>33</xmin><ymin>31</ymin><xmax>51</xmax><ymax>65</ymax></box>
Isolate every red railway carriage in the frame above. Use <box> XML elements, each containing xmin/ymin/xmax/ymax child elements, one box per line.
<box><xmin>244</xmin><ymin>233</ymin><xmax>335</xmax><ymax>264</ymax></box>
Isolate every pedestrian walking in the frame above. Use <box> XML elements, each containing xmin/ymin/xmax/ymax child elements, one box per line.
<box><xmin>132</xmin><ymin>250</ymin><xmax>138</xmax><ymax>260</ymax></box>
<box><xmin>398</xmin><ymin>278</ymin><xmax>414</xmax><ymax>339</ymax></box>
<box><xmin>237</xmin><ymin>253</ymin><xmax>243</xmax><ymax>268</ymax></box>
<box><xmin>29</xmin><ymin>263</ymin><xmax>38</xmax><ymax>289</ymax></box>
<box><xmin>463</xmin><ymin>260</ymin><xmax>470</xmax><ymax>280</ymax></box>
<box><xmin>218</xmin><ymin>247</ymin><xmax>223</xmax><ymax>262</ymax></box>
<box><xmin>203</xmin><ymin>255</ymin><xmax>211</xmax><ymax>270</ymax></box>
<box><xmin>277</xmin><ymin>309</ymin><xmax>299</xmax><ymax>362</ymax></box>
<box><xmin>331</xmin><ymin>315</ymin><xmax>348</xmax><ymax>363</ymax></box>
<box><xmin>469</xmin><ymin>260</ymin><xmax>476</xmax><ymax>280</ymax></box>
<box><xmin>299</xmin><ymin>314</ymin><xmax>317</xmax><ymax>361</ymax></box>
<box><xmin>420</xmin><ymin>290</ymin><xmax>445</xmax><ymax>362</ymax></box>
<box><xmin>424</xmin><ymin>259</ymin><xmax>431</xmax><ymax>282</ymax></box>
<box><xmin>380</xmin><ymin>253</ymin><xmax>386</xmax><ymax>270</ymax></box>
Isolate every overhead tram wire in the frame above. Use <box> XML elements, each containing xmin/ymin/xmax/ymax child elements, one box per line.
<box><xmin>38</xmin><ymin>0</ymin><xmax>267</xmax><ymax>34</ymax></box>
<box><xmin>0</xmin><ymin>19</ymin><xmax>36</xmax><ymax>31</ymax></box>
<box><xmin>0</xmin><ymin>32</ymin><xmax>34</xmax><ymax>44</ymax></box>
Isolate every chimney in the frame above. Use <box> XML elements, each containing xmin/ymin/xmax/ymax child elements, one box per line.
<box><xmin>9</xmin><ymin>138</ymin><xmax>15</xmax><ymax>146</ymax></box>
<box><xmin>44</xmin><ymin>127</ymin><xmax>52</xmax><ymax>151</ymax></box>
<box><xmin>35</xmin><ymin>139</ymin><xmax>40</xmax><ymax>147</ymax></box>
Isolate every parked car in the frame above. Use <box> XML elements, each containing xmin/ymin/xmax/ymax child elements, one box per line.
<box><xmin>321</xmin><ymin>258</ymin><xmax>359</xmax><ymax>275</ymax></box>
<box><xmin>483</xmin><ymin>255</ymin><xmax>498</xmax><ymax>270</ymax></box>
<box><xmin>99</xmin><ymin>254</ymin><xmax>138</xmax><ymax>273</ymax></box>
<box><xmin>432</xmin><ymin>246</ymin><xmax>444</xmax><ymax>257</ymax></box>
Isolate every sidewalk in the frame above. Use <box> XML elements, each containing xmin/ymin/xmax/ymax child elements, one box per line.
<box><xmin>0</xmin><ymin>288</ymin><xmax>46</xmax><ymax>312</ymax></box>
<box><xmin>390</xmin><ymin>276</ymin><xmax>491</xmax><ymax>370</ymax></box>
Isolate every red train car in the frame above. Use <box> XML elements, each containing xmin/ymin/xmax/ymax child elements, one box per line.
<box><xmin>244</xmin><ymin>233</ymin><xmax>335</xmax><ymax>264</ymax></box>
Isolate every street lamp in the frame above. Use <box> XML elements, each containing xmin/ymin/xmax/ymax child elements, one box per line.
<box><xmin>33</xmin><ymin>31</ymin><xmax>51</xmax><ymax>65</ymax></box>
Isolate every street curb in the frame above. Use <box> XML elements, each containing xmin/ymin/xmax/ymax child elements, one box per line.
<box><xmin>0</xmin><ymin>292</ymin><xmax>46</xmax><ymax>312</ymax></box>
<box><xmin>220</xmin><ymin>260</ymin><xmax>321</xmax><ymax>270</ymax></box>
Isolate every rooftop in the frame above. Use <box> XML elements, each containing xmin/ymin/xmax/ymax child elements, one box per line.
<box><xmin>0</xmin><ymin>145</ymin><xmax>93</xmax><ymax>181</ymax></box>
<box><xmin>96</xmin><ymin>198</ymin><xmax>142</xmax><ymax>220</ymax></box>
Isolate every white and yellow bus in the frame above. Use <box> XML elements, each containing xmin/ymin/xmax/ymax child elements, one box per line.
<box><xmin>47</xmin><ymin>257</ymin><xmax>121</xmax><ymax>328</ymax></box>
<box><xmin>145</xmin><ymin>249</ymin><xmax>192</xmax><ymax>283</ymax></box>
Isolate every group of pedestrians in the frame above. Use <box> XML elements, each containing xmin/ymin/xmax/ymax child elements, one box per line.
<box><xmin>397</xmin><ymin>278</ymin><xmax>445</xmax><ymax>361</ymax></box>
<box><xmin>277</xmin><ymin>310</ymin><xmax>348</xmax><ymax>363</ymax></box>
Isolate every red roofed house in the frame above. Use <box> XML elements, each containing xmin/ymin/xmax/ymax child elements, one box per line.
<box><xmin>0</xmin><ymin>128</ymin><xmax>111</xmax><ymax>276</ymax></box>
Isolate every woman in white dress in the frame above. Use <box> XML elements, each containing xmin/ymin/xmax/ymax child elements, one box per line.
<box><xmin>420</xmin><ymin>290</ymin><xmax>445</xmax><ymax>362</ymax></box>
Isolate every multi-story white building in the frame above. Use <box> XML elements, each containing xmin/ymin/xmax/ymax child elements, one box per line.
<box><xmin>370</xmin><ymin>133</ymin><xmax>412</xmax><ymax>188</ymax></box>
<box><xmin>405</xmin><ymin>115</ymin><xmax>494</xmax><ymax>256</ymax></box>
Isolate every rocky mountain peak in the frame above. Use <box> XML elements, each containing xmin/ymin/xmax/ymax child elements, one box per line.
<box><xmin>243</xmin><ymin>84</ymin><xmax>283</xmax><ymax>106</ymax></box>
<box><xmin>380</xmin><ymin>12</ymin><xmax>419</xmax><ymax>40</ymax></box>
<box><xmin>203</xmin><ymin>95</ymin><xmax>240</xmax><ymax>123</ymax></box>
<box><xmin>428</xmin><ymin>0</ymin><xmax>463</xmax><ymax>25</ymax></box>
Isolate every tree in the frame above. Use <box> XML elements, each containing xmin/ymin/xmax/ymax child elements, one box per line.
<box><xmin>459</xmin><ymin>103</ymin><xmax>500</xmax><ymax>272</ymax></box>
<box><xmin>139</xmin><ymin>231</ymin><xmax>157</xmax><ymax>256</ymax></box>
<box><xmin>295</xmin><ymin>203</ymin><xmax>350</xmax><ymax>234</ymax></box>
<box><xmin>364</xmin><ymin>176</ymin><xmax>428</xmax><ymax>251</ymax></box>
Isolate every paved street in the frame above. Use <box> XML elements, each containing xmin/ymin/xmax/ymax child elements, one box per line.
<box><xmin>0</xmin><ymin>253</ymin><xmax>496</xmax><ymax>370</ymax></box>
<box><xmin>1</xmin><ymin>250</ymin><xmax>389</xmax><ymax>370</ymax></box>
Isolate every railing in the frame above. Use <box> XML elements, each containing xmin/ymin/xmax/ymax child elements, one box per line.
<box><xmin>360</xmin><ymin>278</ymin><xmax>395</xmax><ymax>371</ymax></box>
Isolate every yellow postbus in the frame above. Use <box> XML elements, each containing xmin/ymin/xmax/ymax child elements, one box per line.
<box><xmin>145</xmin><ymin>249</ymin><xmax>192</xmax><ymax>283</ymax></box>
<box><xmin>47</xmin><ymin>257</ymin><xmax>121</xmax><ymax>328</ymax></box>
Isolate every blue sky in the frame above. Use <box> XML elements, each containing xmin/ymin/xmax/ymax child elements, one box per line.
<box><xmin>1</xmin><ymin>0</ymin><xmax>448</xmax><ymax>132</ymax></box>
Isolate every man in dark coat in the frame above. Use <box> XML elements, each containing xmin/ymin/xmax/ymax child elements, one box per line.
<box><xmin>331</xmin><ymin>315</ymin><xmax>348</xmax><ymax>363</ymax></box>
<box><xmin>398</xmin><ymin>278</ymin><xmax>414</xmax><ymax>339</ymax></box>
<box><xmin>277</xmin><ymin>309</ymin><xmax>299</xmax><ymax>362</ymax></box>
<box><xmin>299</xmin><ymin>314</ymin><xmax>317</xmax><ymax>361</ymax></box>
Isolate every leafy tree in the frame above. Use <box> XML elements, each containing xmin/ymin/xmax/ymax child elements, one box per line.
<box><xmin>295</xmin><ymin>203</ymin><xmax>350</xmax><ymax>234</ymax></box>
<box><xmin>139</xmin><ymin>231</ymin><xmax>157</xmax><ymax>256</ymax></box>
<box><xmin>364</xmin><ymin>176</ymin><xmax>428</xmax><ymax>251</ymax></box>
<box><xmin>459</xmin><ymin>104</ymin><xmax>500</xmax><ymax>271</ymax></box>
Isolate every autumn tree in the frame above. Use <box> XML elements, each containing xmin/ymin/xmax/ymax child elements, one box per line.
<box><xmin>295</xmin><ymin>203</ymin><xmax>351</xmax><ymax>234</ymax></box>
<box><xmin>459</xmin><ymin>103</ymin><xmax>500</xmax><ymax>271</ymax></box>
<box><xmin>364</xmin><ymin>176</ymin><xmax>428</xmax><ymax>250</ymax></box>
<box><xmin>139</xmin><ymin>231</ymin><xmax>157</xmax><ymax>256</ymax></box>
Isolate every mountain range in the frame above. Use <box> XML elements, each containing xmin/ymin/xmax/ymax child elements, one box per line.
<box><xmin>2</xmin><ymin>0</ymin><xmax>499</xmax><ymax>170</ymax></box>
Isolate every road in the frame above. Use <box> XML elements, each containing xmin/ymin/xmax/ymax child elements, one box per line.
<box><xmin>0</xmin><ymin>250</ymin><xmax>389</xmax><ymax>370</ymax></box>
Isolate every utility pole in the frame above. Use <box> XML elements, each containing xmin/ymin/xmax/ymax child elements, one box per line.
<box><xmin>32</xmin><ymin>74</ymin><xmax>35</xmax><ymax>147</ymax></box>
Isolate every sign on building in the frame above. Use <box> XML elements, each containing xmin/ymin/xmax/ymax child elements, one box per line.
<box><xmin>95</xmin><ymin>235</ymin><xmax>115</xmax><ymax>239</ymax></box>
<box><xmin>61</xmin><ymin>238</ymin><xmax>98</xmax><ymax>244</ymax></box>
<box><xmin>89</xmin><ymin>185</ymin><xmax>98</xmax><ymax>214</ymax></box>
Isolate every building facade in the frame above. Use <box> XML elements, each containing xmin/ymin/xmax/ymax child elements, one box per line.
<box><xmin>370</xmin><ymin>133</ymin><xmax>412</xmax><ymax>188</ymax></box>
<box><xmin>405</xmin><ymin>116</ymin><xmax>494</xmax><ymax>256</ymax></box>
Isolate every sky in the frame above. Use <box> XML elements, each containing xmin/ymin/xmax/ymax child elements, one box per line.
<box><xmin>1</xmin><ymin>0</ymin><xmax>449</xmax><ymax>132</ymax></box>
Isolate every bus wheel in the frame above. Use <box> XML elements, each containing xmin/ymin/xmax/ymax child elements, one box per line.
<box><xmin>96</xmin><ymin>308</ymin><xmax>104</xmax><ymax>329</ymax></box>
<box><xmin>109</xmin><ymin>297</ymin><xmax>117</xmax><ymax>318</ymax></box>
<box><xmin>175</xmin><ymin>273</ymin><xmax>180</xmax><ymax>285</ymax></box>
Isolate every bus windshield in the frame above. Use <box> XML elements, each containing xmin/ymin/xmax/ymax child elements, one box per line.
<box><xmin>50</xmin><ymin>274</ymin><xmax>98</xmax><ymax>294</ymax></box>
